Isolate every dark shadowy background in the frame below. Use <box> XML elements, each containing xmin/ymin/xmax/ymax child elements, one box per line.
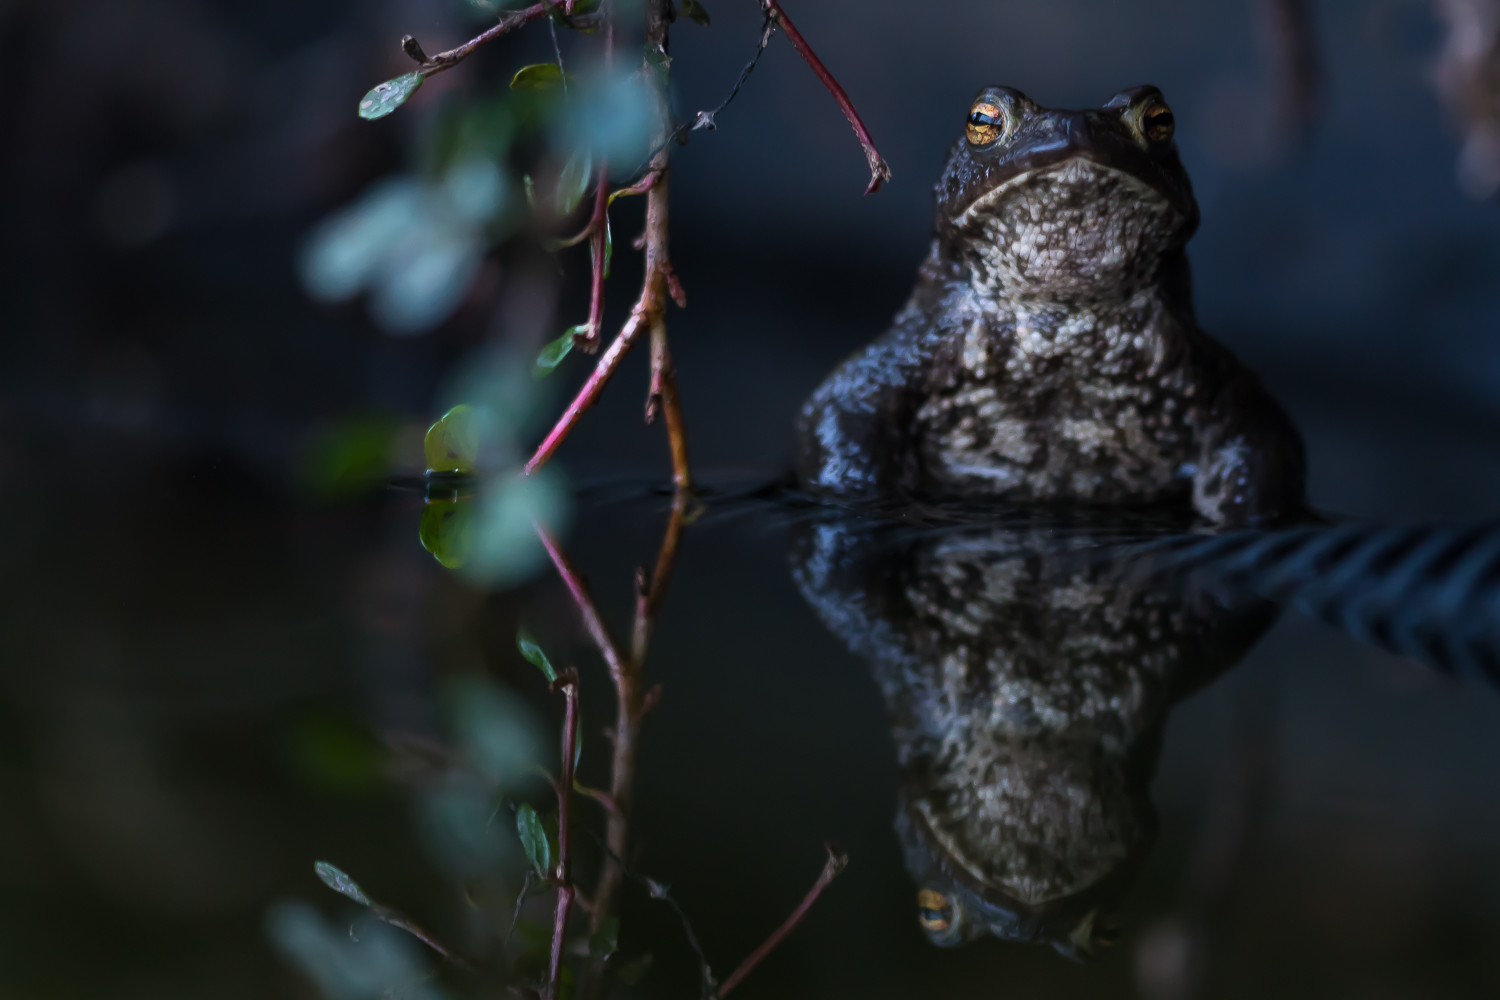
<box><xmin>5</xmin><ymin>1</ymin><xmax>1500</xmax><ymax>997</ymax></box>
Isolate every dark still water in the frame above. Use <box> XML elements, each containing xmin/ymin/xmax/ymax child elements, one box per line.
<box><xmin>7</xmin><ymin>458</ymin><xmax>1500</xmax><ymax>999</ymax></box>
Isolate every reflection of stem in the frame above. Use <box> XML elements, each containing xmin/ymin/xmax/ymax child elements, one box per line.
<box><xmin>536</xmin><ymin>526</ymin><xmax>628</xmax><ymax>686</ymax></box>
<box><xmin>760</xmin><ymin>1</ymin><xmax>890</xmax><ymax>194</ymax></box>
<box><xmin>544</xmin><ymin>675</ymin><xmax>580</xmax><ymax>1000</ymax></box>
<box><xmin>713</xmin><ymin>844</ymin><xmax>848</xmax><ymax>999</ymax></box>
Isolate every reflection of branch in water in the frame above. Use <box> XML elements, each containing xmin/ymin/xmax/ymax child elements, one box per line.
<box><xmin>538</xmin><ymin>490</ymin><xmax>846</xmax><ymax>997</ymax></box>
<box><xmin>594</xmin><ymin>833</ymin><xmax>849</xmax><ymax>1000</ymax></box>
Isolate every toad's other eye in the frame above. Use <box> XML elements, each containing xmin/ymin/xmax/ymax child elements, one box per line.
<box><xmin>1143</xmin><ymin>101</ymin><xmax>1175</xmax><ymax>144</ymax></box>
<box><xmin>966</xmin><ymin>102</ymin><xmax>1005</xmax><ymax>145</ymax></box>
<box><xmin>917</xmin><ymin>888</ymin><xmax>955</xmax><ymax>932</ymax></box>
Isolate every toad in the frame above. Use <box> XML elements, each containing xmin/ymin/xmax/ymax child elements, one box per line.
<box><xmin>796</xmin><ymin>86</ymin><xmax>1306</xmax><ymax>526</ymax></box>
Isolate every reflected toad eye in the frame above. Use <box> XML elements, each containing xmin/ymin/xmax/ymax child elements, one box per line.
<box><xmin>966</xmin><ymin>102</ymin><xmax>1005</xmax><ymax>145</ymax></box>
<box><xmin>1143</xmin><ymin>101</ymin><xmax>1175</xmax><ymax>144</ymax></box>
<box><xmin>917</xmin><ymin>888</ymin><xmax>954</xmax><ymax>932</ymax></box>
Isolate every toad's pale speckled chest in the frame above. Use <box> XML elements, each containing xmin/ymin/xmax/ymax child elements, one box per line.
<box><xmin>914</xmin><ymin>286</ymin><xmax>1204</xmax><ymax>505</ymax></box>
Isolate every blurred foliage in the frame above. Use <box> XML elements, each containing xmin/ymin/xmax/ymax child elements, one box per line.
<box><xmin>420</xmin><ymin>495</ymin><xmax>477</xmax><ymax>569</ymax></box>
<box><xmin>534</xmin><ymin>328</ymin><xmax>580</xmax><ymax>377</ymax></box>
<box><xmin>443</xmin><ymin>673</ymin><xmax>544</xmax><ymax>786</ymax></box>
<box><xmin>268</xmin><ymin>902</ymin><xmax>447</xmax><ymax>1000</ymax></box>
<box><xmin>424</xmin><ymin>404</ymin><xmax>481</xmax><ymax>474</ymax></box>
<box><xmin>302</xmin><ymin>31</ymin><xmax>655</xmax><ymax>338</ymax></box>
<box><xmin>294</xmin><ymin>415</ymin><xmax>410</xmax><ymax>499</ymax></box>
<box><xmin>516</xmin><ymin>802</ymin><xmax>551</xmax><ymax>878</ymax></box>
<box><xmin>517</xmin><ymin>629</ymin><xmax>559</xmax><ymax>682</ymax></box>
<box><xmin>285</xmin><ymin>712</ymin><xmax>387</xmax><ymax>793</ymax></box>
<box><xmin>511</xmin><ymin>62</ymin><xmax>572</xmax><ymax>90</ymax></box>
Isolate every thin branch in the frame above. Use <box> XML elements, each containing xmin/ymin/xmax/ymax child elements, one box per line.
<box><xmin>580</xmin><ymin>164</ymin><xmax>610</xmax><ymax>353</ymax></box>
<box><xmin>714</xmin><ymin>844</ymin><xmax>849</xmax><ymax>999</ymax></box>
<box><xmin>522</xmin><ymin>301</ymin><xmax>645</xmax><ymax>468</ymax></box>
<box><xmin>625</xmin><ymin>13</ymin><xmax>777</xmax><ymax>181</ymax></box>
<box><xmin>590</xmin><ymin>834</ymin><xmax>718</xmax><ymax>998</ymax></box>
<box><xmin>535</xmin><ymin>524</ymin><xmax>629</xmax><ymax>687</ymax></box>
<box><xmin>369</xmin><ymin>904</ymin><xmax>473</xmax><ymax>971</ymax></box>
<box><xmin>404</xmin><ymin>6</ymin><xmax>551</xmax><ymax>80</ymax></box>
<box><xmin>544</xmin><ymin>674</ymin><xmax>581</xmax><ymax>1000</ymax></box>
<box><xmin>761</xmin><ymin>1</ymin><xmax>891</xmax><ymax>194</ymax></box>
<box><xmin>501</xmin><ymin>872</ymin><xmax>537</xmax><ymax>953</ymax></box>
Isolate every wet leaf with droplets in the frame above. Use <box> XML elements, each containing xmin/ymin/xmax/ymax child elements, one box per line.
<box><xmin>359</xmin><ymin>72</ymin><xmax>423</xmax><ymax>120</ymax></box>
<box><xmin>314</xmin><ymin>861</ymin><xmax>372</xmax><ymax>906</ymax></box>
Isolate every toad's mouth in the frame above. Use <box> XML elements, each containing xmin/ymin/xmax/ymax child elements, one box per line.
<box><xmin>952</xmin><ymin>157</ymin><xmax>1183</xmax><ymax>231</ymax></box>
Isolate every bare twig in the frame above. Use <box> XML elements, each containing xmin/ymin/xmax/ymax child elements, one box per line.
<box><xmin>502</xmin><ymin>872</ymin><xmax>536</xmax><ymax>953</ymax></box>
<box><xmin>535</xmin><ymin>525</ymin><xmax>629</xmax><ymax>687</ymax></box>
<box><xmin>761</xmin><ymin>1</ymin><xmax>891</xmax><ymax>194</ymax></box>
<box><xmin>405</xmin><ymin>6</ymin><xmax>551</xmax><ymax>80</ymax></box>
<box><xmin>590</xmin><ymin>835</ymin><xmax>718</xmax><ymax>997</ymax></box>
<box><xmin>585</xmin><ymin>488</ymin><xmax>692</xmax><ymax>946</ymax></box>
<box><xmin>369</xmin><ymin>904</ymin><xmax>473</xmax><ymax>971</ymax></box>
<box><xmin>714</xmin><ymin>844</ymin><xmax>849</xmax><ymax>999</ymax></box>
<box><xmin>544</xmin><ymin>672</ymin><xmax>581</xmax><ymax>1000</ymax></box>
<box><xmin>626</xmin><ymin>13</ymin><xmax>777</xmax><ymax>181</ymax></box>
<box><xmin>580</xmin><ymin>165</ymin><xmax>610</xmax><ymax>353</ymax></box>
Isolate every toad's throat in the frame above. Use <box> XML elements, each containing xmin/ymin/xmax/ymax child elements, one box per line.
<box><xmin>952</xmin><ymin>157</ymin><xmax>1180</xmax><ymax>230</ymax></box>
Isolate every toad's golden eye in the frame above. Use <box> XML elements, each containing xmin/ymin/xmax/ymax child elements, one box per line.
<box><xmin>1143</xmin><ymin>101</ymin><xmax>1175</xmax><ymax>144</ymax></box>
<box><xmin>966</xmin><ymin>102</ymin><xmax>1004</xmax><ymax>145</ymax></box>
<box><xmin>917</xmin><ymin>888</ymin><xmax>954</xmax><ymax>932</ymax></box>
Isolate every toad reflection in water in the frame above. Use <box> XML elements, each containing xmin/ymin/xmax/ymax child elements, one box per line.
<box><xmin>791</xmin><ymin>516</ymin><xmax>1277</xmax><ymax>955</ymax></box>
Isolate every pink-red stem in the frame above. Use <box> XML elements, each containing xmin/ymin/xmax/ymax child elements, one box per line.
<box><xmin>762</xmin><ymin>1</ymin><xmax>890</xmax><ymax>194</ymax></box>
<box><xmin>714</xmin><ymin>845</ymin><xmax>849</xmax><ymax>999</ymax></box>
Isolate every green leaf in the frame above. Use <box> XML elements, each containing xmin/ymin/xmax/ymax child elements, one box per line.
<box><xmin>516</xmin><ymin>803</ymin><xmax>552</xmax><ymax>878</ymax></box>
<box><xmin>517</xmin><ymin>629</ymin><xmax>559</xmax><ymax>682</ymax></box>
<box><xmin>313</xmin><ymin>861</ymin><xmax>372</xmax><ymax>906</ymax></box>
<box><xmin>617</xmin><ymin>954</ymin><xmax>654</xmax><ymax>985</ymax></box>
<box><xmin>681</xmin><ymin>0</ymin><xmax>711</xmax><ymax>25</ymax></box>
<box><xmin>358</xmin><ymin>71</ymin><xmax>424</xmax><ymax>120</ymax></box>
<box><xmin>419</xmin><ymin>495</ymin><xmax>476</xmax><ymax>569</ymax></box>
<box><xmin>423</xmin><ymin>404</ymin><xmax>480</xmax><ymax>474</ymax></box>
<box><xmin>534</xmin><ymin>328</ymin><xmax>582</xmax><ymax>379</ymax></box>
<box><xmin>555</xmin><ymin>148</ymin><xmax>593</xmax><ymax>216</ymax></box>
<box><xmin>588</xmin><ymin>916</ymin><xmax>620</xmax><ymax>959</ymax></box>
<box><xmin>510</xmin><ymin>63</ymin><xmax>571</xmax><ymax>91</ymax></box>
